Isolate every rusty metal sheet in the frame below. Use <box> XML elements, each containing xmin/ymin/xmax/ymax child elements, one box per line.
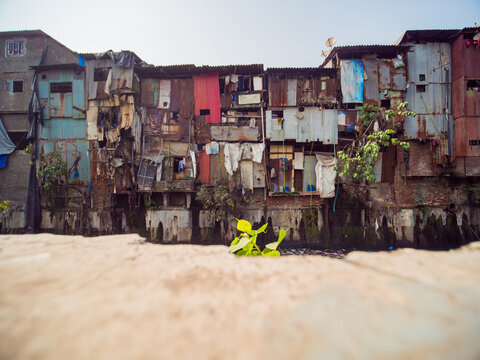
<box><xmin>378</xmin><ymin>60</ymin><xmax>391</xmax><ymax>90</ymax></box>
<box><xmin>465</xmin><ymin>89</ymin><xmax>480</xmax><ymax>117</ymax></box>
<box><xmin>296</xmin><ymin>79</ymin><xmax>312</xmax><ymax>105</ymax></box>
<box><xmin>145</xmin><ymin>107</ymin><xmax>183</xmax><ymax>141</ymax></box>
<box><xmin>452</xmin><ymin>77</ymin><xmax>464</xmax><ymax>119</ymax></box>
<box><xmin>381</xmin><ymin>145</ymin><xmax>396</xmax><ymax>183</ymax></box>
<box><xmin>220</xmin><ymin>80</ymin><xmax>235</xmax><ymax>109</ymax></box>
<box><xmin>465</xmin><ymin>46</ymin><xmax>480</xmax><ymax>77</ymax></box>
<box><xmin>197</xmin><ymin>150</ymin><xmax>210</xmax><ymax>184</ymax></box>
<box><xmin>466</xmin><ymin>156</ymin><xmax>480</xmax><ymax>176</ymax></box>
<box><xmin>210</xmin><ymin>125</ymin><xmax>260</xmax><ymax>142</ymax></box>
<box><xmin>363</xmin><ymin>58</ymin><xmax>379</xmax><ymax>105</ymax></box>
<box><xmin>325</xmin><ymin>78</ymin><xmax>337</xmax><ymax>98</ymax></box>
<box><xmin>140</xmin><ymin>78</ymin><xmax>157</xmax><ymax>107</ymax></box>
<box><xmin>465</xmin><ymin>116</ymin><xmax>480</xmax><ymax>157</ymax></box>
<box><xmin>269</xmin><ymin>77</ymin><xmax>287</xmax><ymax>106</ymax></box>
<box><xmin>195</xmin><ymin>115</ymin><xmax>209</xmax><ymax>144</ymax></box>
<box><xmin>171</xmin><ymin>78</ymin><xmax>194</xmax><ymax>120</ymax></box>
<box><xmin>451</xmin><ymin>36</ymin><xmax>465</xmax><ymax>81</ymax></box>
<box><xmin>208</xmin><ymin>146</ymin><xmax>227</xmax><ymax>184</ymax></box>
<box><xmin>392</xmin><ymin>67</ymin><xmax>406</xmax><ymax>91</ymax></box>
<box><xmin>345</xmin><ymin>110</ymin><xmax>358</xmax><ymax>125</ymax></box>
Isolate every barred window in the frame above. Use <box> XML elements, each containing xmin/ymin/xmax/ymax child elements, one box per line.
<box><xmin>6</xmin><ymin>41</ymin><xmax>24</xmax><ymax>56</ymax></box>
<box><xmin>50</xmin><ymin>82</ymin><xmax>72</xmax><ymax>93</ymax></box>
<box><xmin>6</xmin><ymin>80</ymin><xmax>23</xmax><ymax>93</ymax></box>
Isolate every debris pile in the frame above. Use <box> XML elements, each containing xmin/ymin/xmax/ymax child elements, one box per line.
<box><xmin>280</xmin><ymin>248</ymin><xmax>347</xmax><ymax>259</ymax></box>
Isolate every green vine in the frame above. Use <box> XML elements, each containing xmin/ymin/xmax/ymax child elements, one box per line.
<box><xmin>336</xmin><ymin>102</ymin><xmax>415</xmax><ymax>183</ymax></box>
<box><xmin>38</xmin><ymin>146</ymin><xmax>68</xmax><ymax>191</ymax></box>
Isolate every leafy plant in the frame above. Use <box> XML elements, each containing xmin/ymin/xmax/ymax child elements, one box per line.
<box><xmin>229</xmin><ymin>219</ymin><xmax>289</xmax><ymax>257</ymax></box>
<box><xmin>196</xmin><ymin>175</ymin><xmax>250</xmax><ymax>223</ymax></box>
<box><xmin>37</xmin><ymin>146</ymin><xmax>68</xmax><ymax>191</ymax></box>
<box><xmin>145</xmin><ymin>199</ymin><xmax>158</xmax><ymax>210</ymax></box>
<box><xmin>0</xmin><ymin>200</ymin><xmax>11</xmax><ymax>213</ymax></box>
<box><xmin>359</xmin><ymin>104</ymin><xmax>379</xmax><ymax>127</ymax></box>
<box><xmin>336</xmin><ymin>102</ymin><xmax>415</xmax><ymax>183</ymax></box>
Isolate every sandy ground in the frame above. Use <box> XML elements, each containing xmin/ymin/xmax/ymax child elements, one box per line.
<box><xmin>0</xmin><ymin>234</ymin><xmax>479</xmax><ymax>360</ymax></box>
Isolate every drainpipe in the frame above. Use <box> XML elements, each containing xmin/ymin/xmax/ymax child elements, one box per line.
<box><xmin>445</xmin><ymin>67</ymin><xmax>453</xmax><ymax>162</ymax></box>
<box><xmin>261</xmin><ymin>104</ymin><xmax>267</xmax><ymax>201</ymax></box>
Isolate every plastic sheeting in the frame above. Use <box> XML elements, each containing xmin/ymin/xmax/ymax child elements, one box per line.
<box><xmin>224</xmin><ymin>143</ymin><xmax>264</xmax><ymax>176</ymax></box>
<box><xmin>95</xmin><ymin>50</ymin><xmax>135</xmax><ymax>68</ymax></box>
<box><xmin>0</xmin><ymin>117</ymin><xmax>15</xmax><ymax>155</ymax></box>
<box><xmin>340</xmin><ymin>60</ymin><xmax>364</xmax><ymax>103</ymax></box>
<box><xmin>314</xmin><ymin>154</ymin><xmax>337</xmax><ymax>198</ymax></box>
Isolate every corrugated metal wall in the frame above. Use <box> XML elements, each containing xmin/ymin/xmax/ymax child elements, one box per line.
<box><xmin>404</xmin><ymin>43</ymin><xmax>451</xmax><ymax>139</ymax></box>
<box><xmin>194</xmin><ymin>74</ymin><xmax>221</xmax><ymax>123</ymax></box>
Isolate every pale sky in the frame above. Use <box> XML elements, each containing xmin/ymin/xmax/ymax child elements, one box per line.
<box><xmin>0</xmin><ymin>0</ymin><xmax>478</xmax><ymax>67</ymax></box>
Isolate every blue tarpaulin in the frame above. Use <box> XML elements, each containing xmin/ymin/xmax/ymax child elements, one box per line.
<box><xmin>340</xmin><ymin>60</ymin><xmax>364</xmax><ymax>103</ymax></box>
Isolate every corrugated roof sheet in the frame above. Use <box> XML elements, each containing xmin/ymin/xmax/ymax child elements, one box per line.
<box><xmin>135</xmin><ymin>64</ymin><xmax>265</xmax><ymax>78</ymax></box>
<box><xmin>30</xmin><ymin>63</ymin><xmax>84</xmax><ymax>71</ymax></box>
<box><xmin>393</xmin><ymin>29</ymin><xmax>461</xmax><ymax>45</ymax></box>
<box><xmin>0</xmin><ymin>29</ymin><xmax>45</xmax><ymax>35</ymax></box>
<box><xmin>322</xmin><ymin>45</ymin><xmax>410</xmax><ymax>67</ymax></box>
<box><xmin>80</xmin><ymin>50</ymin><xmax>142</xmax><ymax>63</ymax></box>
<box><xmin>135</xmin><ymin>64</ymin><xmax>197</xmax><ymax>78</ymax></box>
<box><xmin>266</xmin><ymin>67</ymin><xmax>337</xmax><ymax>76</ymax></box>
<box><xmin>197</xmin><ymin>64</ymin><xmax>264</xmax><ymax>75</ymax></box>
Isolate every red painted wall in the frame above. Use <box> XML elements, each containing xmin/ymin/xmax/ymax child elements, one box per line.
<box><xmin>194</xmin><ymin>73</ymin><xmax>221</xmax><ymax>123</ymax></box>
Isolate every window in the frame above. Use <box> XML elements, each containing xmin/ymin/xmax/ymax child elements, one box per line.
<box><xmin>416</xmin><ymin>85</ymin><xmax>426</xmax><ymax>93</ymax></box>
<box><xmin>50</xmin><ymin>82</ymin><xmax>72</xmax><ymax>93</ymax></box>
<box><xmin>6</xmin><ymin>40</ymin><xmax>24</xmax><ymax>56</ymax></box>
<box><xmin>200</xmin><ymin>109</ymin><xmax>210</xmax><ymax>115</ymax></box>
<box><xmin>419</xmin><ymin>74</ymin><xmax>426</xmax><ymax>82</ymax></box>
<box><xmin>380</xmin><ymin>99</ymin><xmax>391</xmax><ymax>109</ymax></box>
<box><xmin>94</xmin><ymin>68</ymin><xmax>109</xmax><ymax>81</ymax></box>
<box><xmin>6</xmin><ymin>80</ymin><xmax>23</xmax><ymax>93</ymax></box>
<box><xmin>467</xmin><ymin>80</ymin><xmax>480</xmax><ymax>91</ymax></box>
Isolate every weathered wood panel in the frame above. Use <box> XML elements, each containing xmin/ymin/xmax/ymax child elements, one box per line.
<box><xmin>210</xmin><ymin>125</ymin><xmax>260</xmax><ymax>142</ymax></box>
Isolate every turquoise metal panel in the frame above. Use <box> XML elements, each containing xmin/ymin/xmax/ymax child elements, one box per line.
<box><xmin>64</xmin><ymin>93</ymin><xmax>73</xmax><ymax>117</ymax></box>
<box><xmin>66</xmin><ymin>140</ymin><xmax>90</xmax><ymax>182</ymax></box>
<box><xmin>38</xmin><ymin>80</ymin><xmax>49</xmax><ymax>98</ymax></box>
<box><xmin>40</xmin><ymin>139</ymin><xmax>90</xmax><ymax>183</ymax></box>
<box><xmin>72</xmin><ymin>79</ymin><xmax>85</xmax><ymax>119</ymax></box>
<box><xmin>41</xmin><ymin>119</ymin><xmax>86</xmax><ymax>140</ymax></box>
<box><xmin>59</xmin><ymin>71</ymin><xmax>73</xmax><ymax>82</ymax></box>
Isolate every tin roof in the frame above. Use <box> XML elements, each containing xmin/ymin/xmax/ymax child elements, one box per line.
<box><xmin>80</xmin><ymin>50</ymin><xmax>142</xmax><ymax>63</ymax></box>
<box><xmin>266</xmin><ymin>67</ymin><xmax>337</xmax><ymax>76</ymax></box>
<box><xmin>30</xmin><ymin>63</ymin><xmax>84</xmax><ymax>71</ymax></box>
<box><xmin>321</xmin><ymin>45</ymin><xmax>410</xmax><ymax>67</ymax></box>
<box><xmin>197</xmin><ymin>64</ymin><xmax>264</xmax><ymax>75</ymax></box>
<box><xmin>393</xmin><ymin>29</ymin><xmax>461</xmax><ymax>45</ymax></box>
<box><xmin>0</xmin><ymin>29</ymin><xmax>45</xmax><ymax>36</ymax></box>
<box><xmin>135</xmin><ymin>64</ymin><xmax>265</xmax><ymax>78</ymax></box>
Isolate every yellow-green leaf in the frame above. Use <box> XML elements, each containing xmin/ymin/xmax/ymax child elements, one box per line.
<box><xmin>236</xmin><ymin>219</ymin><xmax>252</xmax><ymax>233</ymax></box>
<box><xmin>229</xmin><ymin>237</ymin><xmax>251</xmax><ymax>253</ymax></box>
<box><xmin>257</xmin><ymin>223</ymin><xmax>268</xmax><ymax>233</ymax></box>
<box><xmin>277</xmin><ymin>229</ymin><xmax>289</xmax><ymax>248</ymax></box>
<box><xmin>265</xmin><ymin>242</ymin><xmax>278</xmax><ymax>251</ymax></box>
<box><xmin>264</xmin><ymin>250</ymin><xmax>280</xmax><ymax>257</ymax></box>
<box><xmin>230</xmin><ymin>237</ymin><xmax>239</xmax><ymax>246</ymax></box>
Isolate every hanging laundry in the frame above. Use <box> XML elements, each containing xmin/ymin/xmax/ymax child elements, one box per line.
<box><xmin>178</xmin><ymin>160</ymin><xmax>185</xmax><ymax>172</ymax></box>
<box><xmin>0</xmin><ymin>154</ymin><xmax>8</xmax><ymax>169</ymax></box>
<box><xmin>253</xmin><ymin>76</ymin><xmax>263</xmax><ymax>91</ymax></box>
<box><xmin>270</xmin><ymin>167</ymin><xmax>277</xmax><ymax>178</ymax></box>
<box><xmin>205</xmin><ymin>142</ymin><xmax>220</xmax><ymax>155</ymax></box>
<box><xmin>314</xmin><ymin>154</ymin><xmax>337</xmax><ymax>198</ymax></box>
<box><xmin>238</xmin><ymin>76</ymin><xmax>245</xmax><ymax>91</ymax></box>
